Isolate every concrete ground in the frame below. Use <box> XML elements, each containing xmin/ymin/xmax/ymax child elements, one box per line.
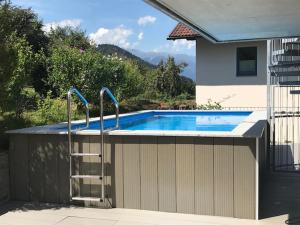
<box><xmin>0</xmin><ymin>201</ymin><xmax>293</xmax><ymax>225</ymax></box>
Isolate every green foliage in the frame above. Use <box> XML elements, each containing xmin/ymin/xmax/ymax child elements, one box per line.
<box><xmin>0</xmin><ymin>1</ymin><xmax>48</xmax><ymax>97</ymax></box>
<box><xmin>0</xmin><ymin>1</ymin><xmax>48</xmax><ymax>51</ymax></box>
<box><xmin>48</xmin><ymin>26</ymin><xmax>91</xmax><ymax>50</ymax></box>
<box><xmin>155</xmin><ymin>57</ymin><xmax>180</xmax><ymax>97</ymax></box>
<box><xmin>30</xmin><ymin>91</ymin><xmax>83</xmax><ymax>125</ymax></box>
<box><xmin>15</xmin><ymin>87</ymin><xmax>40</xmax><ymax>114</ymax></box>
<box><xmin>141</xmin><ymin>57</ymin><xmax>195</xmax><ymax>100</ymax></box>
<box><xmin>119</xmin><ymin>96</ymin><xmax>160</xmax><ymax>113</ymax></box>
<box><xmin>178</xmin><ymin>76</ymin><xmax>195</xmax><ymax>96</ymax></box>
<box><xmin>0</xmin><ymin>33</ymin><xmax>45</xmax><ymax>116</ymax></box>
<box><xmin>46</xmin><ymin>46</ymin><xmax>128</xmax><ymax>102</ymax></box>
<box><xmin>197</xmin><ymin>99</ymin><xmax>222</xmax><ymax>110</ymax></box>
<box><xmin>116</xmin><ymin>60</ymin><xmax>144</xmax><ymax>99</ymax></box>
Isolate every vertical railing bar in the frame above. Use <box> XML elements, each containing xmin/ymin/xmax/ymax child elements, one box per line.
<box><xmin>67</xmin><ymin>90</ymin><xmax>72</xmax><ymax>200</ymax></box>
<box><xmin>292</xmin><ymin>85</ymin><xmax>295</xmax><ymax>165</ymax></box>
<box><xmin>100</xmin><ymin>87</ymin><xmax>119</xmax><ymax>204</ymax></box>
<box><xmin>286</xmin><ymin>81</ymin><xmax>288</xmax><ymax>167</ymax></box>
<box><xmin>279</xmin><ymin>77</ymin><xmax>282</xmax><ymax>169</ymax></box>
<box><xmin>298</xmin><ymin>82</ymin><xmax>300</xmax><ymax>167</ymax></box>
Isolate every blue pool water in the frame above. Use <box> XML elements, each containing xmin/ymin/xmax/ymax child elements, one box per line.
<box><xmin>70</xmin><ymin>111</ymin><xmax>252</xmax><ymax>132</ymax></box>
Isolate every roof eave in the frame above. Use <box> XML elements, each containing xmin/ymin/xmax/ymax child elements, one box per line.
<box><xmin>145</xmin><ymin>0</ymin><xmax>295</xmax><ymax>43</ymax></box>
<box><xmin>144</xmin><ymin>0</ymin><xmax>218</xmax><ymax>43</ymax></box>
<box><xmin>167</xmin><ymin>36</ymin><xmax>198</xmax><ymax>41</ymax></box>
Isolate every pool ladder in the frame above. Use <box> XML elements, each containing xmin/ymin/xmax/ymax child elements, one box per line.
<box><xmin>67</xmin><ymin>87</ymin><xmax>119</xmax><ymax>206</ymax></box>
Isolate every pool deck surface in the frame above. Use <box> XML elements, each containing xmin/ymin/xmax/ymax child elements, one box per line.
<box><xmin>0</xmin><ymin>201</ymin><xmax>292</xmax><ymax>225</ymax></box>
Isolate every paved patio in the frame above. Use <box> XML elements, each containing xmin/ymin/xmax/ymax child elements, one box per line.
<box><xmin>0</xmin><ymin>201</ymin><xmax>294</xmax><ymax>225</ymax></box>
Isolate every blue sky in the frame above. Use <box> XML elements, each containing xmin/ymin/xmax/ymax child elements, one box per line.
<box><xmin>12</xmin><ymin>0</ymin><xmax>195</xmax><ymax>56</ymax></box>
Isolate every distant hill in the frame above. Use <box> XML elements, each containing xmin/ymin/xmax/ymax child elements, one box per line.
<box><xmin>97</xmin><ymin>44</ymin><xmax>156</xmax><ymax>70</ymax></box>
<box><xmin>97</xmin><ymin>44</ymin><xmax>196</xmax><ymax>81</ymax></box>
<box><xmin>130</xmin><ymin>49</ymin><xmax>196</xmax><ymax>81</ymax></box>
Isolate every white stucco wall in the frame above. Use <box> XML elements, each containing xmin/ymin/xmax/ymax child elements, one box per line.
<box><xmin>196</xmin><ymin>38</ymin><xmax>268</xmax><ymax>108</ymax></box>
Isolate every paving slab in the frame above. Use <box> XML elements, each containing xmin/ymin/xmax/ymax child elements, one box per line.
<box><xmin>0</xmin><ymin>201</ymin><xmax>290</xmax><ymax>225</ymax></box>
<box><xmin>56</xmin><ymin>216</ymin><xmax>117</xmax><ymax>225</ymax></box>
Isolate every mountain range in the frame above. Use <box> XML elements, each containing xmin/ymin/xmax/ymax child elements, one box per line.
<box><xmin>96</xmin><ymin>44</ymin><xmax>156</xmax><ymax>70</ymax></box>
<box><xmin>130</xmin><ymin>49</ymin><xmax>196</xmax><ymax>81</ymax></box>
<box><xmin>97</xmin><ymin>44</ymin><xmax>196</xmax><ymax>80</ymax></box>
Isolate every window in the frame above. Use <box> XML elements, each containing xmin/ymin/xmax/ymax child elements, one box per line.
<box><xmin>236</xmin><ymin>47</ymin><xmax>257</xmax><ymax>76</ymax></box>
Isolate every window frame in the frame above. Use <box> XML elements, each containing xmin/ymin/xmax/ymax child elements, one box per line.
<box><xmin>236</xmin><ymin>46</ymin><xmax>257</xmax><ymax>77</ymax></box>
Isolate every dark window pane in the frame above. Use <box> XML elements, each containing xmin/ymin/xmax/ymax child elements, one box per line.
<box><xmin>236</xmin><ymin>47</ymin><xmax>257</xmax><ymax>76</ymax></box>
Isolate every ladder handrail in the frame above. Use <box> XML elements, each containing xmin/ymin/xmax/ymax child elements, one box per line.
<box><xmin>100</xmin><ymin>87</ymin><xmax>119</xmax><ymax>129</ymax></box>
<box><xmin>67</xmin><ymin>87</ymin><xmax>90</xmax><ymax>131</ymax></box>
<box><xmin>67</xmin><ymin>87</ymin><xmax>89</xmax><ymax>200</ymax></box>
<box><xmin>99</xmin><ymin>87</ymin><xmax>119</xmax><ymax>202</ymax></box>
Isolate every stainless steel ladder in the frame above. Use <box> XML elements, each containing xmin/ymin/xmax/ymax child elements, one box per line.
<box><xmin>67</xmin><ymin>87</ymin><xmax>119</xmax><ymax>205</ymax></box>
<box><xmin>67</xmin><ymin>87</ymin><xmax>103</xmax><ymax>203</ymax></box>
<box><xmin>99</xmin><ymin>87</ymin><xmax>119</xmax><ymax>202</ymax></box>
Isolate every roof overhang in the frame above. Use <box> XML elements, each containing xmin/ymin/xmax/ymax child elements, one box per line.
<box><xmin>145</xmin><ymin>0</ymin><xmax>300</xmax><ymax>43</ymax></box>
<box><xmin>167</xmin><ymin>36</ymin><xmax>197</xmax><ymax>41</ymax></box>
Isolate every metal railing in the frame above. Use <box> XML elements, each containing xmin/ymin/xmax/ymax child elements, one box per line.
<box><xmin>269</xmin><ymin>39</ymin><xmax>300</xmax><ymax>171</ymax></box>
<box><xmin>99</xmin><ymin>87</ymin><xmax>119</xmax><ymax>201</ymax></box>
<box><xmin>67</xmin><ymin>87</ymin><xmax>89</xmax><ymax>200</ymax></box>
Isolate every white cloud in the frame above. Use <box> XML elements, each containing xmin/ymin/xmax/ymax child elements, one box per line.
<box><xmin>89</xmin><ymin>26</ymin><xmax>134</xmax><ymax>49</ymax></box>
<box><xmin>137</xmin><ymin>16</ymin><xmax>156</xmax><ymax>26</ymax></box>
<box><xmin>153</xmin><ymin>39</ymin><xmax>195</xmax><ymax>53</ymax></box>
<box><xmin>138</xmin><ymin>32</ymin><xmax>144</xmax><ymax>41</ymax></box>
<box><xmin>172</xmin><ymin>39</ymin><xmax>196</xmax><ymax>50</ymax></box>
<box><xmin>43</xmin><ymin>19</ymin><xmax>82</xmax><ymax>33</ymax></box>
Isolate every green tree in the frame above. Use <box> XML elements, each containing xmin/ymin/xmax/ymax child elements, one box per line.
<box><xmin>179</xmin><ymin>76</ymin><xmax>195</xmax><ymax>96</ymax></box>
<box><xmin>0</xmin><ymin>1</ymin><xmax>48</xmax><ymax>95</ymax></box>
<box><xmin>46</xmin><ymin>26</ymin><xmax>146</xmax><ymax>102</ymax></box>
<box><xmin>0</xmin><ymin>1</ymin><xmax>48</xmax><ymax>51</ymax></box>
<box><xmin>48</xmin><ymin>26</ymin><xmax>91</xmax><ymax>50</ymax></box>
<box><xmin>47</xmin><ymin>46</ymin><xmax>128</xmax><ymax>103</ymax></box>
<box><xmin>154</xmin><ymin>56</ymin><xmax>187</xmax><ymax>97</ymax></box>
<box><xmin>117</xmin><ymin>60</ymin><xmax>144</xmax><ymax>99</ymax></box>
<box><xmin>1</xmin><ymin>33</ymin><xmax>44</xmax><ymax>116</ymax></box>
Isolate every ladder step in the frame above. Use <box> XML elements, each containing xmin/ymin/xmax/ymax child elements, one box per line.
<box><xmin>71</xmin><ymin>196</ymin><xmax>103</xmax><ymax>202</ymax></box>
<box><xmin>71</xmin><ymin>175</ymin><xmax>103</xmax><ymax>179</ymax></box>
<box><xmin>71</xmin><ymin>153</ymin><xmax>101</xmax><ymax>157</ymax></box>
<box><xmin>279</xmin><ymin>81</ymin><xmax>300</xmax><ymax>86</ymax></box>
<box><xmin>271</xmin><ymin>71</ymin><xmax>300</xmax><ymax>77</ymax></box>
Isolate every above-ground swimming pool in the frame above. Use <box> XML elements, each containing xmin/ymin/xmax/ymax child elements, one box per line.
<box><xmin>8</xmin><ymin>110</ymin><xmax>267</xmax><ymax>220</ymax></box>
<box><xmin>69</xmin><ymin>111</ymin><xmax>252</xmax><ymax>132</ymax></box>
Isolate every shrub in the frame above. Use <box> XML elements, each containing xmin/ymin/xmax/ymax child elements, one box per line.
<box><xmin>16</xmin><ymin>87</ymin><xmax>40</xmax><ymax>114</ymax></box>
<box><xmin>197</xmin><ymin>99</ymin><xmax>222</xmax><ymax>110</ymax></box>
<box><xmin>30</xmin><ymin>92</ymin><xmax>83</xmax><ymax>125</ymax></box>
<box><xmin>0</xmin><ymin>33</ymin><xmax>45</xmax><ymax>116</ymax></box>
<box><xmin>47</xmin><ymin>46</ymin><xmax>127</xmax><ymax>102</ymax></box>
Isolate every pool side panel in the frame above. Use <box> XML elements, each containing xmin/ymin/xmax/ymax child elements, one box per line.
<box><xmin>140</xmin><ymin>136</ymin><xmax>158</xmax><ymax>211</ymax></box>
<box><xmin>214</xmin><ymin>138</ymin><xmax>234</xmax><ymax>217</ymax></box>
<box><xmin>110</xmin><ymin>136</ymin><xmax>123</xmax><ymax>208</ymax></box>
<box><xmin>157</xmin><ymin>137</ymin><xmax>177</xmax><ymax>212</ymax></box>
<box><xmin>123</xmin><ymin>136</ymin><xmax>141</xmax><ymax>209</ymax></box>
<box><xmin>57</xmin><ymin>135</ymin><xmax>69</xmax><ymax>204</ymax></box>
<box><xmin>176</xmin><ymin>137</ymin><xmax>195</xmax><ymax>214</ymax></box>
<box><xmin>9</xmin><ymin>134</ymin><xmax>30</xmax><ymax>201</ymax></box>
<box><xmin>194</xmin><ymin>137</ymin><xmax>214</xmax><ymax>215</ymax></box>
<box><xmin>9</xmin><ymin>134</ymin><xmax>262</xmax><ymax>219</ymax></box>
<box><xmin>234</xmin><ymin>138</ymin><xmax>256</xmax><ymax>219</ymax></box>
<box><xmin>43</xmin><ymin>135</ymin><xmax>59</xmax><ymax>203</ymax></box>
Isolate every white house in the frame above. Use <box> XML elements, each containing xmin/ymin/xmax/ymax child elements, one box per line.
<box><xmin>168</xmin><ymin>23</ymin><xmax>268</xmax><ymax>108</ymax></box>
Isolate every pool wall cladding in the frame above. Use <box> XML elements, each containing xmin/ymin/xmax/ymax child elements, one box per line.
<box><xmin>9</xmin><ymin>132</ymin><xmax>267</xmax><ymax>220</ymax></box>
<box><xmin>0</xmin><ymin>152</ymin><xmax>9</xmax><ymax>204</ymax></box>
